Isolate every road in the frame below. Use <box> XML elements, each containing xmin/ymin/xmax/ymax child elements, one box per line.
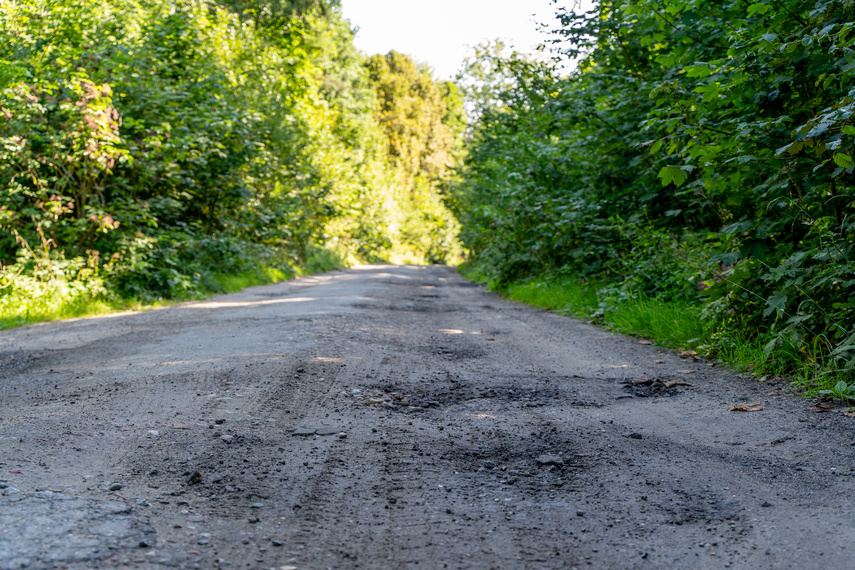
<box><xmin>0</xmin><ymin>264</ymin><xmax>853</xmax><ymax>569</ymax></box>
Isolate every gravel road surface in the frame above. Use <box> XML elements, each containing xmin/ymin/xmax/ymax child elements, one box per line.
<box><xmin>1</xmin><ymin>264</ymin><xmax>853</xmax><ymax>569</ymax></box>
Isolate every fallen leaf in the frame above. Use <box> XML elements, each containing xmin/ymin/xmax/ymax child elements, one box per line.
<box><xmin>843</xmin><ymin>411</ymin><xmax>855</xmax><ymax>418</ymax></box>
<box><xmin>661</xmin><ymin>378</ymin><xmax>692</xmax><ymax>388</ymax></box>
<box><xmin>678</xmin><ymin>350</ymin><xmax>697</xmax><ymax>359</ymax></box>
<box><xmin>653</xmin><ymin>360</ymin><xmax>665</xmax><ymax>364</ymax></box>
<box><xmin>638</xmin><ymin>340</ymin><xmax>653</xmax><ymax>345</ymax></box>
<box><xmin>8</xmin><ymin>470</ymin><xmax>22</xmax><ymax>474</ymax></box>
<box><xmin>730</xmin><ymin>402</ymin><xmax>763</xmax><ymax>412</ymax></box>
<box><xmin>676</xmin><ymin>369</ymin><xmax>696</xmax><ymax>374</ymax></box>
<box><xmin>811</xmin><ymin>403</ymin><xmax>835</xmax><ymax>413</ymax></box>
<box><xmin>767</xmin><ymin>391</ymin><xmax>781</xmax><ymax>396</ymax></box>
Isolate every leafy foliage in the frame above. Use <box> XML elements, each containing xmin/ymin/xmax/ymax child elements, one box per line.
<box><xmin>0</xmin><ymin>0</ymin><xmax>462</xmax><ymax>314</ymax></box>
<box><xmin>455</xmin><ymin>0</ymin><xmax>855</xmax><ymax>385</ymax></box>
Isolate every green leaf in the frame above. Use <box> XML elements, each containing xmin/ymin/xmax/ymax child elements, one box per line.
<box><xmin>747</xmin><ymin>3</ymin><xmax>771</xmax><ymax>16</ymax></box>
<box><xmin>684</xmin><ymin>64</ymin><xmax>714</xmax><ymax>78</ymax></box>
<box><xmin>763</xmin><ymin>293</ymin><xmax>788</xmax><ymax>317</ymax></box>
<box><xmin>763</xmin><ymin>338</ymin><xmax>778</xmax><ymax>360</ymax></box>
<box><xmin>833</xmin><ymin>153</ymin><xmax>853</xmax><ymax>169</ymax></box>
<box><xmin>658</xmin><ymin>165</ymin><xmax>689</xmax><ymax>187</ymax></box>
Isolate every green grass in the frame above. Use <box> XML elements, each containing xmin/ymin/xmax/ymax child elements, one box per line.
<box><xmin>503</xmin><ymin>277</ymin><xmax>708</xmax><ymax>351</ymax></box>
<box><xmin>458</xmin><ymin>265</ymin><xmax>851</xmax><ymax>395</ymax></box>
<box><xmin>0</xmin><ymin>251</ymin><xmax>346</xmax><ymax>330</ymax></box>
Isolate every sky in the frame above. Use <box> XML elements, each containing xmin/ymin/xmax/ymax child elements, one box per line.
<box><xmin>339</xmin><ymin>0</ymin><xmax>582</xmax><ymax>80</ymax></box>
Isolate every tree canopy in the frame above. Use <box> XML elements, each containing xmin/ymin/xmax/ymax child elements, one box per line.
<box><xmin>0</xmin><ymin>0</ymin><xmax>463</xmax><ymax>311</ymax></box>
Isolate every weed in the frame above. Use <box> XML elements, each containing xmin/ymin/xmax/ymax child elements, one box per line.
<box><xmin>818</xmin><ymin>381</ymin><xmax>855</xmax><ymax>404</ymax></box>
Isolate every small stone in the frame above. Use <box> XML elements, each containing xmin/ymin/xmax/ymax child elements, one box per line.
<box><xmin>133</xmin><ymin>497</ymin><xmax>150</xmax><ymax>507</ymax></box>
<box><xmin>109</xmin><ymin>483</ymin><xmax>123</xmax><ymax>491</ymax></box>
<box><xmin>338</xmin><ymin>432</ymin><xmax>348</xmax><ymax>439</ymax></box>
<box><xmin>148</xmin><ymin>430</ymin><xmax>159</xmax><ymax>436</ymax></box>
<box><xmin>2</xmin><ymin>487</ymin><xmax>21</xmax><ymax>496</ymax></box>
<box><xmin>251</xmin><ymin>502</ymin><xmax>264</xmax><ymax>509</ymax></box>
<box><xmin>292</xmin><ymin>427</ymin><xmax>316</xmax><ymax>437</ymax></box>
<box><xmin>631</xmin><ymin>375</ymin><xmax>654</xmax><ymax>385</ymax></box>
<box><xmin>214</xmin><ymin>419</ymin><xmax>226</xmax><ymax>424</ymax></box>
<box><xmin>248</xmin><ymin>516</ymin><xmax>260</xmax><ymax>523</ymax></box>
<box><xmin>315</xmin><ymin>427</ymin><xmax>338</xmax><ymax>436</ymax></box>
<box><xmin>221</xmin><ymin>435</ymin><xmax>233</xmax><ymax>443</ymax></box>
<box><xmin>148</xmin><ymin>469</ymin><xmax>159</xmax><ymax>476</ymax></box>
<box><xmin>198</xmin><ymin>539</ymin><xmax>210</xmax><ymax>545</ymax></box>
<box><xmin>188</xmin><ymin>471</ymin><xmax>202</xmax><ymax>485</ymax></box>
<box><xmin>761</xmin><ymin>501</ymin><xmax>772</xmax><ymax>507</ymax></box>
<box><xmin>576</xmin><ymin>510</ymin><xmax>586</xmax><ymax>517</ymax></box>
<box><xmin>536</xmin><ymin>454</ymin><xmax>564</xmax><ymax>466</ymax></box>
<box><xmin>139</xmin><ymin>540</ymin><xmax>150</xmax><ymax>548</ymax></box>
<box><xmin>629</xmin><ymin>433</ymin><xmax>643</xmax><ymax>440</ymax></box>
<box><xmin>271</xmin><ymin>540</ymin><xmax>283</xmax><ymax>547</ymax></box>
<box><xmin>0</xmin><ymin>481</ymin><xmax>7</xmax><ymax>489</ymax></box>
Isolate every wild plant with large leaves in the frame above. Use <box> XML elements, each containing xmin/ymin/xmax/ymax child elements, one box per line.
<box><xmin>456</xmin><ymin>0</ymin><xmax>855</xmax><ymax>381</ymax></box>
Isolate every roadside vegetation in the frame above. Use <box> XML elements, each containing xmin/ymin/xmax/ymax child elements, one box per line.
<box><xmin>0</xmin><ymin>0</ymin><xmax>462</xmax><ymax>328</ymax></box>
<box><xmin>4</xmin><ymin>0</ymin><xmax>855</xmax><ymax>399</ymax></box>
<box><xmin>453</xmin><ymin>0</ymin><xmax>855</xmax><ymax>396</ymax></box>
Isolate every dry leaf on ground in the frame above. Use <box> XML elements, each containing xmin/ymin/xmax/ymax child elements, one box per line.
<box><xmin>638</xmin><ymin>340</ymin><xmax>653</xmax><ymax>345</ymax></box>
<box><xmin>662</xmin><ymin>378</ymin><xmax>692</xmax><ymax>388</ymax></box>
<box><xmin>730</xmin><ymin>402</ymin><xmax>763</xmax><ymax>412</ymax></box>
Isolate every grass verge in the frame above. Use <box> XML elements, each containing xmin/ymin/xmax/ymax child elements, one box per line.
<box><xmin>458</xmin><ymin>263</ymin><xmax>848</xmax><ymax>397</ymax></box>
<box><xmin>0</xmin><ymin>248</ymin><xmax>349</xmax><ymax>331</ymax></box>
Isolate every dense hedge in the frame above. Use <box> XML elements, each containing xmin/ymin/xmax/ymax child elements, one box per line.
<box><xmin>455</xmin><ymin>0</ymin><xmax>855</xmax><ymax>379</ymax></box>
<box><xmin>0</xmin><ymin>0</ymin><xmax>462</xmax><ymax>304</ymax></box>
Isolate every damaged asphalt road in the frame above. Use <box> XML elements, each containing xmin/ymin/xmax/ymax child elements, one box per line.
<box><xmin>0</xmin><ymin>264</ymin><xmax>853</xmax><ymax>569</ymax></box>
